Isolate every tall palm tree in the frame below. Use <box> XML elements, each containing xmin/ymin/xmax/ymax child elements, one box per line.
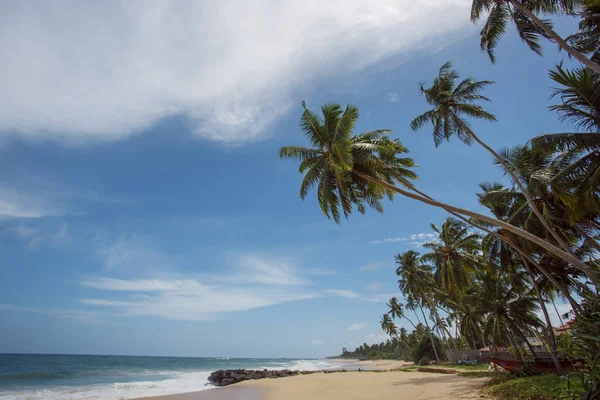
<box><xmin>411</xmin><ymin>62</ymin><xmax>573</xmax><ymax>253</ymax></box>
<box><xmin>280</xmin><ymin>102</ymin><xmax>593</xmax><ymax>279</ymax></box>
<box><xmin>421</xmin><ymin>218</ymin><xmax>482</xmax><ymax>296</ymax></box>
<box><xmin>470</xmin><ymin>0</ymin><xmax>600</xmax><ymax>74</ymax></box>
<box><xmin>395</xmin><ymin>250</ymin><xmax>441</xmax><ymax>361</ymax></box>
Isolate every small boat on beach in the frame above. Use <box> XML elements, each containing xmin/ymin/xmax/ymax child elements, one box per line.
<box><xmin>480</xmin><ymin>346</ymin><xmax>584</xmax><ymax>373</ymax></box>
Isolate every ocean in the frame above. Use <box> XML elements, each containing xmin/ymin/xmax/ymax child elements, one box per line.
<box><xmin>0</xmin><ymin>354</ymin><xmax>337</xmax><ymax>400</ymax></box>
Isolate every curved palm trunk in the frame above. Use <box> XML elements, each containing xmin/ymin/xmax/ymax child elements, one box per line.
<box><xmin>419</xmin><ymin>306</ymin><xmax>440</xmax><ymax>362</ymax></box>
<box><xmin>508</xmin><ymin>0</ymin><xmax>600</xmax><ymax>75</ymax></box>
<box><xmin>410</xmin><ymin>187</ymin><xmax>582</xmax><ymax>313</ymax></box>
<box><xmin>351</xmin><ymin>169</ymin><xmax>597</xmax><ymax>283</ymax></box>
<box><xmin>522</xmin><ymin>260</ymin><xmax>565</xmax><ymax>375</ymax></box>
<box><xmin>467</xmin><ymin>130</ymin><xmax>572</xmax><ymax>253</ymax></box>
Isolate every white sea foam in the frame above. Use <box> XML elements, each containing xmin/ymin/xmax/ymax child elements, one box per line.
<box><xmin>0</xmin><ymin>371</ymin><xmax>214</xmax><ymax>400</ymax></box>
<box><xmin>0</xmin><ymin>359</ymin><xmax>338</xmax><ymax>400</ymax></box>
<box><xmin>259</xmin><ymin>359</ymin><xmax>336</xmax><ymax>371</ymax></box>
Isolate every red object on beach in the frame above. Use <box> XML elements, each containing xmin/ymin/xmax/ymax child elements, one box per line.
<box><xmin>484</xmin><ymin>357</ymin><xmax>583</xmax><ymax>373</ymax></box>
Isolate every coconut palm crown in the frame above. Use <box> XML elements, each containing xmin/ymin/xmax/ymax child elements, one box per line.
<box><xmin>279</xmin><ymin>102</ymin><xmax>417</xmax><ymax>223</ymax></box>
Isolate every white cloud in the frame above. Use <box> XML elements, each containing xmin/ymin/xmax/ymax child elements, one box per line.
<box><xmin>223</xmin><ymin>255</ymin><xmax>310</xmax><ymax>286</ymax></box>
<box><xmin>312</xmin><ymin>340</ymin><xmax>323</xmax><ymax>346</ymax></box>
<box><xmin>370</xmin><ymin>232</ymin><xmax>437</xmax><ymax>247</ymax></box>
<box><xmin>347</xmin><ymin>323</ymin><xmax>365</xmax><ymax>331</ymax></box>
<box><xmin>387</xmin><ymin>92</ymin><xmax>400</xmax><ymax>103</ymax></box>
<box><xmin>0</xmin><ymin>1</ymin><xmax>472</xmax><ymax>144</ymax></box>
<box><xmin>359</xmin><ymin>262</ymin><xmax>382</xmax><ymax>271</ymax></box>
<box><xmin>325</xmin><ymin>289</ymin><xmax>361</xmax><ymax>299</ymax></box>
<box><xmin>364</xmin><ymin>282</ymin><xmax>382</xmax><ymax>292</ymax></box>
<box><xmin>79</xmin><ymin>276</ymin><xmax>318</xmax><ymax>320</ymax></box>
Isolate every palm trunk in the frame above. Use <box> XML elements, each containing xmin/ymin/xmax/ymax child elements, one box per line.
<box><xmin>351</xmin><ymin>169</ymin><xmax>597</xmax><ymax>282</ymax></box>
<box><xmin>522</xmin><ymin>260</ymin><xmax>565</xmax><ymax>375</ymax></box>
<box><xmin>410</xmin><ymin>186</ymin><xmax>583</xmax><ymax>313</ymax></box>
<box><xmin>419</xmin><ymin>306</ymin><xmax>440</xmax><ymax>362</ymax></box>
<box><xmin>423</xmin><ymin>295</ymin><xmax>456</xmax><ymax>351</ymax></box>
<box><xmin>468</xmin><ymin>130</ymin><xmax>572</xmax><ymax>253</ymax></box>
<box><xmin>508</xmin><ymin>0</ymin><xmax>600</xmax><ymax>75</ymax></box>
<box><xmin>404</xmin><ymin>316</ymin><xmax>418</xmax><ymax>331</ymax></box>
<box><xmin>551</xmin><ymin>297</ymin><xmax>565</xmax><ymax>328</ymax></box>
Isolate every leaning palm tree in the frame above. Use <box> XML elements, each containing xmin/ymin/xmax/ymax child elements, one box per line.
<box><xmin>470</xmin><ymin>0</ymin><xmax>600</xmax><ymax>74</ymax></box>
<box><xmin>280</xmin><ymin>102</ymin><xmax>594</xmax><ymax>279</ymax></box>
<box><xmin>387</xmin><ymin>297</ymin><xmax>418</xmax><ymax>329</ymax></box>
<box><xmin>380</xmin><ymin>314</ymin><xmax>398</xmax><ymax>337</ymax></box>
<box><xmin>411</xmin><ymin>62</ymin><xmax>573</xmax><ymax>253</ymax></box>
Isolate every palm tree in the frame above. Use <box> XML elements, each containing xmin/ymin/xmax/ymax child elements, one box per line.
<box><xmin>567</xmin><ymin>2</ymin><xmax>600</xmax><ymax>63</ymax></box>
<box><xmin>380</xmin><ymin>314</ymin><xmax>398</xmax><ymax>337</ymax></box>
<box><xmin>280</xmin><ymin>102</ymin><xmax>594</xmax><ymax>279</ymax></box>
<box><xmin>395</xmin><ymin>250</ymin><xmax>441</xmax><ymax>361</ymax></box>
<box><xmin>470</xmin><ymin>0</ymin><xmax>600</xmax><ymax>74</ymax></box>
<box><xmin>411</xmin><ymin>62</ymin><xmax>573</xmax><ymax>253</ymax></box>
<box><xmin>387</xmin><ymin>297</ymin><xmax>418</xmax><ymax>329</ymax></box>
<box><xmin>472</xmin><ymin>266</ymin><xmax>543</xmax><ymax>362</ymax></box>
<box><xmin>421</xmin><ymin>218</ymin><xmax>481</xmax><ymax>296</ymax></box>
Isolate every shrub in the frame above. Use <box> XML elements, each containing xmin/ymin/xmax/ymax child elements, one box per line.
<box><xmin>418</xmin><ymin>356</ymin><xmax>431</xmax><ymax>366</ymax></box>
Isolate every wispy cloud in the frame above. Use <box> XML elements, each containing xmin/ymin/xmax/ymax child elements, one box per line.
<box><xmin>0</xmin><ymin>187</ymin><xmax>70</xmax><ymax>219</ymax></box>
<box><xmin>347</xmin><ymin>323</ymin><xmax>365</xmax><ymax>331</ymax></box>
<box><xmin>99</xmin><ymin>236</ymin><xmax>173</xmax><ymax>272</ymax></box>
<box><xmin>387</xmin><ymin>92</ymin><xmax>400</xmax><ymax>103</ymax></box>
<box><xmin>325</xmin><ymin>289</ymin><xmax>361</xmax><ymax>299</ymax></box>
<box><xmin>0</xmin><ymin>304</ymin><xmax>104</xmax><ymax>325</ymax></box>
<box><xmin>359</xmin><ymin>262</ymin><xmax>382</xmax><ymax>271</ymax></box>
<box><xmin>364</xmin><ymin>282</ymin><xmax>382</xmax><ymax>292</ymax></box>
<box><xmin>222</xmin><ymin>255</ymin><xmax>310</xmax><ymax>286</ymax></box>
<box><xmin>312</xmin><ymin>339</ymin><xmax>323</xmax><ymax>346</ymax></box>
<box><xmin>369</xmin><ymin>232</ymin><xmax>437</xmax><ymax>247</ymax></box>
<box><xmin>79</xmin><ymin>276</ymin><xmax>318</xmax><ymax>321</ymax></box>
<box><xmin>0</xmin><ymin>1</ymin><xmax>471</xmax><ymax>144</ymax></box>
<box><xmin>363</xmin><ymin>293</ymin><xmax>399</xmax><ymax>303</ymax></box>
<box><xmin>306</xmin><ymin>268</ymin><xmax>337</xmax><ymax>276</ymax></box>
<box><xmin>5</xmin><ymin>222</ymin><xmax>71</xmax><ymax>250</ymax></box>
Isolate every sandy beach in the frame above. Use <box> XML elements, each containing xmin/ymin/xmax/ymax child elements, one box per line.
<box><xmin>138</xmin><ymin>362</ymin><xmax>487</xmax><ymax>400</ymax></box>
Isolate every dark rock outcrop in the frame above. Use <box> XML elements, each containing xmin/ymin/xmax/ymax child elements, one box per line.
<box><xmin>207</xmin><ymin>368</ymin><xmax>348</xmax><ymax>386</ymax></box>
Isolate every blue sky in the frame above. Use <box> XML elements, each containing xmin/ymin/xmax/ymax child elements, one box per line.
<box><xmin>0</xmin><ymin>1</ymin><xmax>575</xmax><ymax>358</ymax></box>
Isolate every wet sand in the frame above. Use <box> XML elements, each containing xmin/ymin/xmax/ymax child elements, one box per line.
<box><xmin>134</xmin><ymin>386</ymin><xmax>265</xmax><ymax>400</ymax></box>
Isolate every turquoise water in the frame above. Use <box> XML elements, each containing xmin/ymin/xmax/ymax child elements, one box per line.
<box><xmin>0</xmin><ymin>354</ymin><xmax>334</xmax><ymax>399</ymax></box>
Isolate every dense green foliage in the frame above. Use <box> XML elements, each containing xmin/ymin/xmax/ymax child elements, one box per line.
<box><xmin>281</xmin><ymin>2</ymin><xmax>600</xmax><ymax>398</ymax></box>
<box><xmin>484</xmin><ymin>374</ymin><xmax>585</xmax><ymax>400</ymax></box>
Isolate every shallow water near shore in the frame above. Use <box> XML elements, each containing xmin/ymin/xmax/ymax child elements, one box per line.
<box><xmin>0</xmin><ymin>354</ymin><xmax>336</xmax><ymax>400</ymax></box>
